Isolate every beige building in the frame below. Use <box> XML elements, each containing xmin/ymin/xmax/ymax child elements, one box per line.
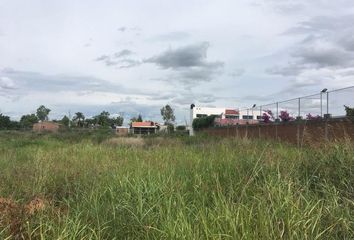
<box><xmin>33</xmin><ymin>122</ymin><xmax>60</xmax><ymax>132</ymax></box>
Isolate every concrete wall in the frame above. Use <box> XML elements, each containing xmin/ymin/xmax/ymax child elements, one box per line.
<box><xmin>202</xmin><ymin>118</ymin><xmax>354</xmax><ymax>145</ymax></box>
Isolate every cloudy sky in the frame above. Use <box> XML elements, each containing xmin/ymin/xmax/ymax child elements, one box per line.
<box><xmin>1</xmin><ymin>0</ymin><xmax>354</xmax><ymax>123</ymax></box>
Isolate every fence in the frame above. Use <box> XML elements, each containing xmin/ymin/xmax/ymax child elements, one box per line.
<box><xmin>238</xmin><ymin>86</ymin><xmax>354</xmax><ymax>121</ymax></box>
<box><xmin>202</xmin><ymin>86</ymin><xmax>354</xmax><ymax>145</ymax></box>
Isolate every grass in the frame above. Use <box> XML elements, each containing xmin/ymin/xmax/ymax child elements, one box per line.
<box><xmin>0</xmin><ymin>131</ymin><xmax>353</xmax><ymax>239</ymax></box>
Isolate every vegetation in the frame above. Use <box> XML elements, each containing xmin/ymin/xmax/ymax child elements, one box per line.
<box><xmin>36</xmin><ymin>105</ymin><xmax>51</xmax><ymax>122</ymax></box>
<box><xmin>0</xmin><ymin>132</ymin><xmax>353</xmax><ymax>239</ymax></box>
<box><xmin>192</xmin><ymin>115</ymin><xmax>216</xmax><ymax>130</ymax></box>
<box><xmin>160</xmin><ymin>105</ymin><xmax>175</xmax><ymax>125</ymax></box>
<box><xmin>344</xmin><ymin>105</ymin><xmax>354</xmax><ymax>117</ymax></box>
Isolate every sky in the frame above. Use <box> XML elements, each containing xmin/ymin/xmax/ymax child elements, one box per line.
<box><xmin>1</xmin><ymin>0</ymin><xmax>354</xmax><ymax>124</ymax></box>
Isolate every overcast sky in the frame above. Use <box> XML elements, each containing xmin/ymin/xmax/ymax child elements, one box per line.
<box><xmin>1</xmin><ymin>0</ymin><xmax>354</xmax><ymax>123</ymax></box>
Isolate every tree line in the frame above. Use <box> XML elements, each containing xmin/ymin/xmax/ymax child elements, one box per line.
<box><xmin>0</xmin><ymin>104</ymin><xmax>177</xmax><ymax>131</ymax></box>
<box><xmin>0</xmin><ymin>105</ymin><xmax>124</xmax><ymax>130</ymax></box>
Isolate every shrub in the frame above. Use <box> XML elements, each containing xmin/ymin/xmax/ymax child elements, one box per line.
<box><xmin>279</xmin><ymin>110</ymin><xmax>294</xmax><ymax>122</ymax></box>
<box><xmin>306</xmin><ymin>113</ymin><xmax>322</xmax><ymax>120</ymax></box>
<box><xmin>344</xmin><ymin>105</ymin><xmax>354</xmax><ymax>117</ymax></box>
<box><xmin>262</xmin><ymin>110</ymin><xmax>274</xmax><ymax>123</ymax></box>
<box><xmin>192</xmin><ymin>115</ymin><xmax>215</xmax><ymax>130</ymax></box>
<box><xmin>176</xmin><ymin>125</ymin><xmax>186</xmax><ymax>131</ymax></box>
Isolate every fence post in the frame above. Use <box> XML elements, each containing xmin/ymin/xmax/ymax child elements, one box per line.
<box><xmin>236</xmin><ymin>123</ymin><xmax>239</xmax><ymax>139</ymax></box>
<box><xmin>246</xmin><ymin>122</ymin><xmax>248</xmax><ymax>139</ymax></box>
<box><xmin>276</xmin><ymin>101</ymin><xmax>279</xmax><ymax>139</ymax></box>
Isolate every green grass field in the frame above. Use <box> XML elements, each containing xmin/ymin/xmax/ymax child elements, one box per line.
<box><xmin>0</xmin><ymin>131</ymin><xmax>353</xmax><ymax>239</ymax></box>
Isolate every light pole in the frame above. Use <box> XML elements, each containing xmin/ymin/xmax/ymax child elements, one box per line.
<box><xmin>251</xmin><ymin>104</ymin><xmax>256</xmax><ymax>120</ymax></box>
<box><xmin>320</xmin><ymin>88</ymin><xmax>327</xmax><ymax>117</ymax></box>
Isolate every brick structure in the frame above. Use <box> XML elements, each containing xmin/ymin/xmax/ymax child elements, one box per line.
<box><xmin>33</xmin><ymin>122</ymin><xmax>60</xmax><ymax>132</ymax></box>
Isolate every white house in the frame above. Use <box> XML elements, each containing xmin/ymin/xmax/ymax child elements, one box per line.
<box><xmin>189</xmin><ymin>104</ymin><xmax>261</xmax><ymax>136</ymax></box>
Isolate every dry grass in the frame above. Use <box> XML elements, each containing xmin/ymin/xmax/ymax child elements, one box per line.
<box><xmin>104</xmin><ymin>137</ymin><xmax>145</xmax><ymax>147</ymax></box>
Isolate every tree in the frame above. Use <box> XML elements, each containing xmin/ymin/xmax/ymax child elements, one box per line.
<box><xmin>61</xmin><ymin>115</ymin><xmax>70</xmax><ymax>127</ymax></box>
<box><xmin>36</xmin><ymin>105</ymin><xmax>51</xmax><ymax>121</ymax></box>
<box><xmin>109</xmin><ymin>116</ymin><xmax>124</xmax><ymax>126</ymax></box>
<box><xmin>73</xmin><ymin>112</ymin><xmax>85</xmax><ymax>127</ymax></box>
<box><xmin>94</xmin><ymin>111</ymin><xmax>110</xmax><ymax>126</ymax></box>
<box><xmin>0</xmin><ymin>114</ymin><xmax>11</xmax><ymax>130</ymax></box>
<box><xmin>344</xmin><ymin>105</ymin><xmax>354</xmax><ymax>117</ymax></box>
<box><xmin>160</xmin><ymin>105</ymin><xmax>175</xmax><ymax>125</ymax></box>
<box><xmin>20</xmin><ymin>114</ymin><xmax>39</xmax><ymax>129</ymax></box>
<box><xmin>192</xmin><ymin>115</ymin><xmax>215</xmax><ymax>130</ymax></box>
<box><xmin>279</xmin><ymin>110</ymin><xmax>294</xmax><ymax>122</ymax></box>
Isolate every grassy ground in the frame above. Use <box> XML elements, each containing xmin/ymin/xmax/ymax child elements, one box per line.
<box><xmin>0</xmin><ymin>131</ymin><xmax>353</xmax><ymax>239</ymax></box>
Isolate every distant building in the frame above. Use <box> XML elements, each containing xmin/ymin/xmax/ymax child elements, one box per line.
<box><xmin>115</xmin><ymin>126</ymin><xmax>130</xmax><ymax>136</ymax></box>
<box><xmin>190</xmin><ymin>105</ymin><xmax>261</xmax><ymax>135</ymax></box>
<box><xmin>33</xmin><ymin>122</ymin><xmax>60</xmax><ymax>132</ymax></box>
<box><xmin>131</xmin><ymin>121</ymin><xmax>160</xmax><ymax>135</ymax></box>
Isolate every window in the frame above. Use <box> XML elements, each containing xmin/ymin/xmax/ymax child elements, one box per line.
<box><xmin>256</xmin><ymin>115</ymin><xmax>262</xmax><ymax>120</ymax></box>
<box><xmin>226</xmin><ymin>115</ymin><xmax>239</xmax><ymax>119</ymax></box>
<box><xmin>242</xmin><ymin>115</ymin><xmax>253</xmax><ymax>120</ymax></box>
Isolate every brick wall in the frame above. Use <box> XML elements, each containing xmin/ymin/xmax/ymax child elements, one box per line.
<box><xmin>202</xmin><ymin>118</ymin><xmax>354</xmax><ymax>145</ymax></box>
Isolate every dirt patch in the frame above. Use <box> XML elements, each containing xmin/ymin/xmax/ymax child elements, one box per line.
<box><xmin>0</xmin><ymin>196</ymin><xmax>50</xmax><ymax>239</ymax></box>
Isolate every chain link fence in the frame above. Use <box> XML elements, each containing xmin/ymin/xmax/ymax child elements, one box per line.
<box><xmin>240</xmin><ymin>86</ymin><xmax>354</xmax><ymax>122</ymax></box>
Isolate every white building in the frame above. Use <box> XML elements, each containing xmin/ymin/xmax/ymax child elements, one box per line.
<box><xmin>189</xmin><ymin>104</ymin><xmax>261</xmax><ymax>136</ymax></box>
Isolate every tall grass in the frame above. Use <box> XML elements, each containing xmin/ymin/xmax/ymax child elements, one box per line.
<box><xmin>0</xmin><ymin>131</ymin><xmax>353</xmax><ymax>239</ymax></box>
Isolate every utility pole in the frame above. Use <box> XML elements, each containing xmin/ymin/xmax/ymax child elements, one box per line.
<box><xmin>68</xmin><ymin>110</ymin><xmax>71</xmax><ymax>128</ymax></box>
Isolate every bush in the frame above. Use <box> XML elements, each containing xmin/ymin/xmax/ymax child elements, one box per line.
<box><xmin>192</xmin><ymin>115</ymin><xmax>215</xmax><ymax>130</ymax></box>
<box><xmin>176</xmin><ymin>125</ymin><xmax>186</xmax><ymax>131</ymax></box>
<box><xmin>344</xmin><ymin>105</ymin><xmax>354</xmax><ymax>117</ymax></box>
<box><xmin>279</xmin><ymin>110</ymin><xmax>294</xmax><ymax>122</ymax></box>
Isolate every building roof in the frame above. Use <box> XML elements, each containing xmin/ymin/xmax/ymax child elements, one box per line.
<box><xmin>132</xmin><ymin>121</ymin><xmax>158</xmax><ymax>128</ymax></box>
<box><xmin>225</xmin><ymin>109</ymin><xmax>239</xmax><ymax>115</ymax></box>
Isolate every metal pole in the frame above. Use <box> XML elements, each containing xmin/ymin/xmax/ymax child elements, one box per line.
<box><xmin>298</xmin><ymin>98</ymin><xmax>301</xmax><ymax>118</ymax></box>
<box><xmin>247</xmin><ymin>109</ymin><xmax>249</xmax><ymax>123</ymax></box>
<box><xmin>320</xmin><ymin>92</ymin><xmax>323</xmax><ymax>117</ymax></box>
<box><xmin>276</xmin><ymin>102</ymin><xmax>279</xmax><ymax>121</ymax></box>
<box><xmin>326</xmin><ymin>92</ymin><xmax>329</xmax><ymax>115</ymax></box>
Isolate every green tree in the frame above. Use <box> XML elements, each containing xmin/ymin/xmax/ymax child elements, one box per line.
<box><xmin>0</xmin><ymin>114</ymin><xmax>11</xmax><ymax>130</ymax></box>
<box><xmin>61</xmin><ymin>115</ymin><xmax>70</xmax><ymax>127</ymax></box>
<box><xmin>130</xmin><ymin>114</ymin><xmax>143</xmax><ymax>127</ymax></box>
<box><xmin>161</xmin><ymin>105</ymin><xmax>175</xmax><ymax>124</ymax></box>
<box><xmin>344</xmin><ymin>105</ymin><xmax>354</xmax><ymax>117</ymax></box>
<box><xmin>192</xmin><ymin>115</ymin><xmax>215</xmax><ymax>130</ymax></box>
<box><xmin>73</xmin><ymin>112</ymin><xmax>85</xmax><ymax>127</ymax></box>
<box><xmin>95</xmin><ymin>111</ymin><xmax>110</xmax><ymax>126</ymax></box>
<box><xmin>36</xmin><ymin>105</ymin><xmax>51</xmax><ymax>121</ymax></box>
<box><xmin>109</xmin><ymin>116</ymin><xmax>124</xmax><ymax>126</ymax></box>
<box><xmin>20</xmin><ymin>114</ymin><xmax>39</xmax><ymax>129</ymax></box>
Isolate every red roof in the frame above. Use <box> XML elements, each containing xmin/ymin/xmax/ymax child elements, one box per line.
<box><xmin>132</xmin><ymin>121</ymin><xmax>158</xmax><ymax>128</ymax></box>
<box><xmin>225</xmin><ymin>109</ymin><xmax>239</xmax><ymax>115</ymax></box>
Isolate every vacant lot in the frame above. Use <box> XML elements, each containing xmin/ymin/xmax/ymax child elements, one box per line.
<box><xmin>0</xmin><ymin>131</ymin><xmax>353</xmax><ymax>239</ymax></box>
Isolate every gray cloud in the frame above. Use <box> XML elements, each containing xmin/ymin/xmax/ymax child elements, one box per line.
<box><xmin>95</xmin><ymin>50</ymin><xmax>141</xmax><ymax>68</ymax></box>
<box><xmin>146</xmin><ymin>42</ymin><xmax>214</xmax><ymax>69</ymax></box>
<box><xmin>114</xmin><ymin>49</ymin><xmax>134</xmax><ymax>58</ymax></box>
<box><xmin>146</xmin><ymin>42</ymin><xmax>224</xmax><ymax>85</ymax></box>
<box><xmin>268</xmin><ymin>14</ymin><xmax>354</xmax><ymax>79</ymax></box>
<box><xmin>0</xmin><ymin>68</ymin><xmax>154</xmax><ymax>97</ymax></box>
<box><xmin>95</xmin><ymin>55</ymin><xmax>110</xmax><ymax>61</ymax></box>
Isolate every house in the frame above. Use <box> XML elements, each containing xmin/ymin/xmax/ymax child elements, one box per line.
<box><xmin>115</xmin><ymin>126</ymin><xmax>130</xmax><ymax>136</ymax></box>
<box><xmin>33</xmin><ymin>122</ymin><xmax>60</xmax><ymax>132</ymax></box>
<box><xmin>131</xmin><ymin>121</ymin><xmax>160</xmax><ymax>135</ymax></box>
<box><xmin>189</xmin><ymin>105</ymin><xmax>261</xmax><ymax>135</ymax></box>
